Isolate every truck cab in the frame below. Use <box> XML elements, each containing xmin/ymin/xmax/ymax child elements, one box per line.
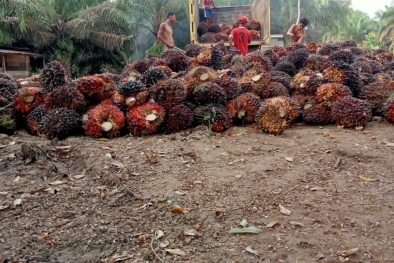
<box><xmin>188</xmin><ymin>0</ymin><xmax>271</xmax><ymax>52</ymax></box>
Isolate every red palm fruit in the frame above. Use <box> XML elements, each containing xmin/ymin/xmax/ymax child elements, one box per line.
<box><xmin>227</xmin><ymin>93</ymin><xmax>260</xmax><ymax>125</ymax></box>
<box><xmin>217</xmin><ymin>75</ymin><xmax>242</xmax><ymax>100</ymax></box>
<box><xmin>126</xmin><ymin>102</ymin><xmax>165</xmax><ymax>136</ymax></box>
<box><xmin>305</xmin><ymin>54</ymin><xmax>325</xmax><ymax>72</ymax></box>
<box><xmin>268</xmin><ymin>82</ymin><xmax>289</xmax><ymax>98</ymax></box>
<box><xmin>166</xmin><ymin>104</ymin><xmax>194</xmax><ymax>133</ymax></box>
<box><xmin>307</xmin><ymin>42</ymin><xmax>318</xmax><ymax>54</ymax></box>
<box><xmin>302</xmin><ymin>102</ymin><xmax>333</xmax><ymax>125</ymax></box>
<box><xmin>77</xmin><ymin>75</ymin><xmax>113</xmax><ymax>97</ymax></box>
<box><xmin>331</xmin><ymin>96</ymin><xmax>372</xmax><ymax>128</ymax></box>
<box><xmin>45</xmin><ymin>86</ymin><xmax>86</xmax><ymax>113</ymax></box>
<box><xmin>322</xmin><ymin>60</ymin><xmax>361</xmax><ymax>96</ymax></box>
<box><xmin>13</xmin><ymin>87</ymin><xmax>42</xmax><ymax>115</ymax></box>
<box><xmin>193</xmin><ymin>82</ymin><xmax>227</xmax><ymax>106</ymax></box>
<box><xmin>383</xmin><ymin>97</ymin><xmax>394</xmax><ymax>123</ymax></box>
<box><xmin>83</xmin><ymin>104</ymin><xmax>125</xmax><ymax>138</ymax></box>
<box><xmin>358</xmin><ymin>81</ymin><xmax>394</xmax><ymax>114</ymax></box>
<box><xmin>291</xmin><ymin>70</ymin><xmax>324</xmax><ymax>96</ymax></box>
<box><xmin>40</xmin><ymin>108</ymin><xmax>82</xmax><ymax>140</ymax></box>
<box><xmin>244</xmin><ymin>51</ymin><xmax>272</xmax><ymax>71</ymax></box>
<box><xmin>150</xmin><ymin>79</ymin><xmax>186</xmax><ymax>110</ymax></box>
<box><xmin>112</xmin><ymin>81</ymin><xmax>148</xmax><ymax>110</ymax></box>
<box><xmin>315</xmin><ymin>83</ymin><xmax>352</xmax><ymax>104</ymax></box>
<box><xmin>39</xmin><ymin>60</ymin><xmax>67</xmax><ymax>92</ymax></box>
<box><xmin>255</xmin><ymin>97</ymin><xmax>290</xmax><ymax>135</ymax></box>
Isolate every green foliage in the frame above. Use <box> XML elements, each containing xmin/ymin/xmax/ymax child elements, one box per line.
<box><xmin>0</xmin><ymin>103</ymin><xmax>14</xmax><ymax>128</ymax></box>
<box><xmin>145</xmin><ymin>43</ymin><xmax>164</xmax><ymax>57</ymax></box>
<box><xmin>362</xmin><ymin>32</ymin><xmax>380</xmax><ymax>51</ymax></box>
<box><xmin>377</xmin><ymin>6</ymin><xmax>394</xmax><ymax>51</ymax></box>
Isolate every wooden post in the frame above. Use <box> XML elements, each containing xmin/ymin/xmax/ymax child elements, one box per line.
<box><xmin>1</xmin><ymin>54</ymin><xmax>5</xmax><ymax>73</ymax></box>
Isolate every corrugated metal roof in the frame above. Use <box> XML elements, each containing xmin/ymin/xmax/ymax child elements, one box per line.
<box><xmin>0</xmin><ymin>49</ymin><xmax>44</xmax><ymax>57</ymax></box>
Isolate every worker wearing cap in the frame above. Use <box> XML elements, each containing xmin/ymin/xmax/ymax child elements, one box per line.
<box><xmin>229</xmin><ymin>16</ymin><xmax>251</xmax><ymax>56</ymax></box>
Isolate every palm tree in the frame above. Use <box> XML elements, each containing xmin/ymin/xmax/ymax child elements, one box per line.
<box><xmin>377</xmin><ymin>6</ymin><xmax>394</xmax><ymax>51</ymax></box>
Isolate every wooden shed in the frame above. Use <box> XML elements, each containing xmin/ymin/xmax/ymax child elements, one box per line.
<box><xmin>0</xmin><ymin>48</ymin><xmax>44</xmax><ymax>80</ymax></box>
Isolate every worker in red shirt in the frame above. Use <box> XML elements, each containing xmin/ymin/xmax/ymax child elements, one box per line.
<box><xmin>229</xmin><ymin>16</ymin><xmax>251</xmax><ymax>56</ymax></box>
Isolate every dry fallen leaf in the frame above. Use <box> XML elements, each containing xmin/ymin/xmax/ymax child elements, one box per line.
<box><xmin>73</xmin><ymin>174</ymin><xmax>86</xmax><ymax>180</ymax></box>
<box><xmin>166</xmin><ymin>248</ymin><xmax>186</xmax><ymax>256</ymax></box>
<box><xmin>155</xmin><ymin>230</ymin><xmax>164</xmax><ymax>239</ymax></box>
<box><xmin>266</xmin><ymin>220</ymin><xmax>279</xmax><ymax>228</ymax></box>
<box><xmin>49</xmin><ymin>180</ymin><xmax>66</xmax><ymax>186</ymax></box>
<box><xmin>184</xmin><ymin>229</ymin><xmax>198</xmax><ymax>236</ymax></box>
<box><xmin>175</xmin><ymin>191</ymin><xmax>186</xmax><ymax>196</ymax></box>
<box><xmin>0</xmin><ymin>205</ymin><xmax>9</xmax><ymax>211</ymax></box>
<box><xmin>279</xmin><ymin>204</ymin><xmax>291</xmax><ymax>216</ymax></box>
<box><xmin>359</xmin><ymin>176</ymin><xmax>378</xmax><ymax>182</ymax></box>
<box><xmin>245</xmin><ymin>246</ymin><xmax>259</xmax><ymax>256</ymax></box>
<box><xmin>386</xmin><ymin>143</ymin><xmax>394</xmax><ymax>147</ymax></box>
<box><xmin>0</xmin><ymin>192</ymin><xmax>8</xmax><ymax>196</ymax></box>
<box><xmin>285</xmin><ymin>157</ymin><xmax>294</xmax><ymax>162</ymax></box>
<box><xmin>222</xmin><ymin>248</ymin><xmax>240</xmax><ymax>256</ymax></box>
<box><xmin>340</xmin><ymin>247</ymin><xmax>359</xmax><ymax>256</ymax></box>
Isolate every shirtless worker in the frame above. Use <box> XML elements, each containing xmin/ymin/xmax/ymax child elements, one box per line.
<box><xmin>229</xmin><ymin>16</ymin><xmax>251</xmax><ymax>56</ymax></box>
<box><xmin>286</xmin><ymin>18</ymin><xmax>309</xmax><ymax>44</ymax></box>
<box><xmin>198</xmin><ymin>0</ymin><xmax>216</xmax><ymax>25</ymax></box>
<box><xmin>157</xmin><ymin>12</ymin><xmax>176</xmax><ymax>50</ymax></box>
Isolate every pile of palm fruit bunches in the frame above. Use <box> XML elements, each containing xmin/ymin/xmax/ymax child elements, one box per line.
<box><xmin>197</xmin><ymin>19</ymin><xmax>262</xmax><ymax>43</ymax></box>
<box><xmin>1</xmin><ymin>40</ymin><xmax>394</xmax><ymax>140</ymax></box>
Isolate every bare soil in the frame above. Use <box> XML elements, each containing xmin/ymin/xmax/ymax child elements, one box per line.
<box><xmin>1</xmin><ymin>121</ymin><xmax>394</xmax><ymax>263</ymax></box>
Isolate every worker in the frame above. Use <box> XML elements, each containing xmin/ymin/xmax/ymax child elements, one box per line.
<box><xmin>229</xmin><ymin>16</ymin><xmax>251</xmax><ymax>56</ymax></box>
<box><xmin>286</xmin><ymin>18</ymin><xmax>310</xmax><ymax>44</ymax></box>
<box><xmin>198</xmin><ymin>0</ymin><xmax>217</xmax><ymax>25</ymax></box>
<box><xmin>157</xmin><ymin>12</ymin><xmax>176</xmax><ymax>50</ymax></box>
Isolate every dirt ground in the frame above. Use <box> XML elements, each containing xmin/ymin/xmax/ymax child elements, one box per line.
<box><xmin>0</xmin><ymin>120</ymin><xmax>394</xmax><ymax>263</ymax></box>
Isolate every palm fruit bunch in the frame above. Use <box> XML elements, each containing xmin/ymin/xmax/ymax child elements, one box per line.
<box><xmin>291</xmin><ymin>94</ymin><xmax>316</xmax><ymax>114</ymax></box>
<box><xmin>193</xmin><ymin>82</ymin><xmax>227</xmax><ymax>106</ymax></box>
<box><xmin>340</xmin><ymin>40</ymin><xmax>357</xmax><ymax>48</ymax></box>
<box><xmin>305</xmin><ymin>54</ymin><xmax>325</xmax><ymax>72</ymax></box>
<box><xmin>184</xmin><ymin>44</ymin><xmax>203</xmax><ymax>58</ymax></box>
<box><xmin>207</xmin><ymin>24</ymin><xmax>221</xmax><ymax>33</ymax></box>
<box><xmin>196</xmin><ymin>47</ymin><xmax>213</xmax><ymax>67</ymax></box>
<box><xmin>331</xmin><ymin>96</ymin><xmax>372</xmax><ymax>128</ymax></box>
<box><xmin>193</xmin><ymin>104</ymin><xmax>232</xmax><ymax>132</ymax></box>
<box><xmin>210</xmin><ymin>45</ymin><xmax>223</xmax><ymax>70</ymax></box>
<box><xmin>185</xmin><ymin>66</ymin><xmax>217</xmax><ymax>97</ymax></box>
<box><xmin>317</xmin><ymin>43</ymin><xmax>341</xmax><ymax>56</ymax></box>
<box><xmin>13</xmin><ymin>87</ymin><xmax>42</xmax><ymax>115</ymax></box>
<box><xmin>268</xmin><ymin>82</ymin><xmax>290</xmax><ymax>98</ymax></box>
<box><xmin>302</xmin><ymin>102</ymin><xmax>333</xmax><ymax>125</ymax></box>
<box><xmin>351</xmin><ymin>60</ymin><xmax>382</xmax><ymax>74</ymax></box>
<box><xmin>358</xmin><ymin>81</ymin><xmax>394</xmax><ymax>114</ymax></box>
<box><xmin>125</xmin><ymin>59</ymin><xmax>150</xmax><ymax>74</ymax></box>
<box><xmin>286</xmin><ymin>48</ymin><xmax>309</xmax><ymax>70</ymax></box>
<box><xmin>226</xmin><ymin>93</ymin><xmax>260</xmax><ymax>125</ymax></box>
<box><xmin>239</xmin><ymin>71</ymin><xmax>270</xmax><ymax>97</ymax></box>
<box><xmin>126</xmin><ymin>102</ymin><xmax>165</xmax><ymax>136</ymax></box>
<box><xmin>77</xmin><ymin>75</ymin><xmax>113</xmax><ymax>97</ymax></box>
<box><xmin>291</xmin><ymin>70</ymin><xmax>324</xmax><ymax>96</ymax></box>
<box><xmin>280</xmin><ymin>96</ymin><xmax>299</xmax><ymax>122</ymax></box>
<box><xmin>40</xmin><ymin>108</ymin><xmax>82</xmax><ymax>140</ymax></box>
<box><xmin>39</xmin><ymin>60</ymin><xmax>67</xmax><ymax>92</ymax></box>
<box><xmin>150</xmin><ymin>60</ymin><xmax>173</xmax><ymax>78</ymax></box>
<box><xmin>307</xmin><ymin>42</ymin><xmax>318</xmax><ymax>54</ymax></box>
<box><xmin>366</xmin><ymin>50</ymin><xmax>393</xmax><ymax>66</ymax></box>
<box><xmin>0</xmin><ymin>73</ymin><xmax>17</xmax><ymax>105</ymax></box>
<box><xmin>274</xmin><ymin>61</ymin><xmax>296</xmax><ymax>77</ymax></box>
<box><xmin>250</xmin><ymin>30</ymin><xmax>261</xmax><ymax>41</ymax></box>
<box><xmin>249</xmin><ymin>19</ymin><xmax>260</xmax><ymax>31</ymax></box>
<box><xmin>26</xmin><ymin>106</ymin><xmax>46</xmax><ymax>135</ymax></box>
<box><xmin>141</xmin><ymin>68</ymin><xmax>167</xmax><ymax>88</ymax></box>
<box><xmin>200</xmin><ymin>32</ymin><xmax>222</xmax><ymax>43</ymax></box>
<box><xmin>83</xmin><ymin>104</ymin><xmax>125</xmax><ymax>138</ymax></box>
<box><xmin>286</xmin><ymin>43</ymin><xmax>306</xmax><ymax>53</ymax></box>
<box><xmin>182</xmin><ymin>100</ymin><xmax>197</xmax><ymax>111</ymax></box>
<box><xmin>197</xmin><ymin>21</ymin><xmax>209</xmax><ymax>37</ymax></box>
<box><xmin>161</xmin><ymin>49</ymin><xmax>190</xmax><ymax>72</ymax></box>
<box><xmin>255</xmin><ymin>97</ymin><xmax>291</xmax><ymax>135</ymax></box>
<box><xmin>244</xmin><ymin>51</ymin><xmax>272</xmax><ymax>71</ymax></box>
<box><xmin>374</xmin><ymin>73</ymin><xmax>392</xmax><ymax>82</ymax></box>
<box><xmin>315</xmin><ymin>83</ymin><xmax>352</xmax><ymax>104</ymax></box>
<box><xmin>150</xmin><ymin>79</ymin><xmax>186</xmax><ymax>110</ymax></box>
<box><xmin>112</xmin><ymin>81</ymin><xmax>148</xmax><ymax>110</ymax></box>
<box><xmin>220</xmin><ymin>24</ymin><xmax>233</xmax><ymax>34</ymax></box>
<box><xmin>359</xmin><ymin>73</ymin><xmax>376</xmax><ymax>87</ymax></box>
<box><xmin>270</xmin><ymin>70</ymin><xmax>292</xmax><ymax>90</ymax></box>
<box><xmin>44</xmin><ymin>85</ymin><xmax>86</xmax><ymax>113</ymax></box>
<box><xmin>327</xmin><ymin>50</ymin><xmax>355</xmax><ymax>64</ymax></box>
<box><xmin>383</xmin><ymin>97</ymin><xmax>394</xmax><ymax>123</ymax></box>
<box><xmin>165</xmin><ymin>104</ymin><xmax>194</xmax><ymax>133</ymax></box>
<box><xmin>322</xmin><ymin>60</ymin><xmax>361</xmax><ymax>96</ymax></box>
<box><xmin>216</xmin><ymin>75</ymin><xmax>242</xmax><ymax>100</ymax></box>
<box><xmin>119</xmin><ymin>65</ymin><xmax>143</xmax><ymax>82</ymax></box>
<box><xmin>230</xmin><ymin>55</ymin><xmax>247</xmax><ymax>77</ymax></box>
<box><xmin>263</xmin><ymin>46</ymin><xmax>287</xmax><ymax>66</ymax></box>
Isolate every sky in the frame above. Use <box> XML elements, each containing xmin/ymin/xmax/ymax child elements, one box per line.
<box><xmin>351</xmin><ymin>0</ymin><xmax>393</xmax><ymax>18</ymax></box>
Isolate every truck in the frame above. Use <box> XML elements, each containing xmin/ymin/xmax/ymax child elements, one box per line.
<box><xmin>188</xmin><ymin>0</ymin><xmax>277</xmax><ymax>52</ymax></box>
